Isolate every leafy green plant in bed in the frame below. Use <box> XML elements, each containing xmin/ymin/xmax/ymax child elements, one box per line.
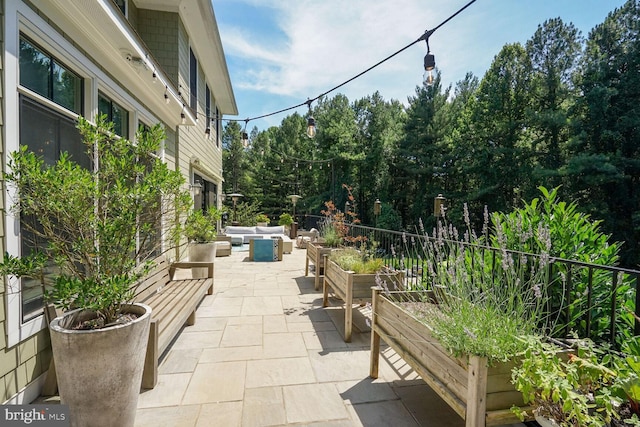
<box><xmin>329</xmin><ymin>247</ymin><xmax>385</xmax><ymax>274</ymax></box>
<box><xmin>511</xmin><ymin>337</ymin><xmax>620</xmax><ymax>427</ymax></box>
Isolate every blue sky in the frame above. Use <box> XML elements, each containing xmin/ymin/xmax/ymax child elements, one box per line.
<box><xmin>213</xmin><ymin>0</ymin><xmax>627</xmax><ymax>132</ymax></box>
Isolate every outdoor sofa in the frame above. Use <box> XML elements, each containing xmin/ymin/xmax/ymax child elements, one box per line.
<box><xmin>222</xmin><ymin>225</ymin><xmax>293</xmax><ymax>253</ymax></box>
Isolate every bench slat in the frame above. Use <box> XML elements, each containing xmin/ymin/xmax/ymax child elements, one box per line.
<box><xmin>136</xmin><ymin>255</ymin><xmax>214</xmax><ymax>389</ymax></box>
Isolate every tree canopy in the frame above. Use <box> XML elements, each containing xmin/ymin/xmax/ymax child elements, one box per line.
<box><xmin>222</xmin><ymin>1</ymin><xmax>640</xmax><ymax>268</ymax></box>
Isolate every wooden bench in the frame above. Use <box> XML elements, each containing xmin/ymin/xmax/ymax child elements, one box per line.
<box><xmin>40</xmin><ymin>256</ymin><xmax>214</xmax><ymax>394</ymax></box>
<box><xmin>134</xmin><ymin>255</ymin><xmax>214</xmax><ymax>389</ymax></box>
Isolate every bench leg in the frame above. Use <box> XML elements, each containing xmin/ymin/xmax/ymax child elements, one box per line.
<box><xmin>305</xmin><ymin>256</ymin><xmax>309</xmax><ymax>276</ymax></box>
<box><xmin>187</xmin><ymin>310</ymin><xmax>196</xmax><ymax>326</ymax></box>
<box><xmin>142</xmin><ymin>320</ymin><xmax>158</xmax><ymax>389</ymax></box>
<box><xmin>208</xmin><ymin>284</ymin><xmax>213</xmax><ymax>295</ymax></box>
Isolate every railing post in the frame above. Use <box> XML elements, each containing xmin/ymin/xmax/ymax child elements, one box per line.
<box><xmin>610</xmin><ymin>271</ymin><xmax>618</xmax><ymax>345</ymax></box>
<box><xmin>635</xmin><ymin>274</ymin><xmax>640</xmax><ymax>336</ymax></box>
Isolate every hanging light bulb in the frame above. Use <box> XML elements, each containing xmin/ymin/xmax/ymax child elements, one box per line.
<box><xmin>180</xmin><ymin>105</ymin><xmax>186</xmax><ymax>125</ymax></box>
<box><xmin>305</xmin><ymin>99</ymin><xmax>316</xmax><ymax>138</ymax></box>
<box><xmin>164</xmin><ymin>86</ymin><xmax>170</xmax><ymax>104</ymax></box>
<box><xmin>423</xmin><ymin>51</ymin><xmax>436</xmax><ymax>87</ymax></box>
<box><xmin>152</xmin><ymin>71</ymin><xmax>157</xmax><ymax>83</ymax></box>
<box><xmin>241</xmin><ymin>119</ymin><xmax>249</xmax><ymax>147</ymax></box>
<box><xmin>306</xmin><ymin>116</ymin><xmax>316</xmax><ymax>138</ymax></box>
<box><xmin>423</xmin><ymin>70</ymin><xmax>435</xmax><ymax>86</ymax></box>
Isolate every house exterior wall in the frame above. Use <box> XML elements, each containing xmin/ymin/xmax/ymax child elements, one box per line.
<box><xmin>0</xmin><ymin>0</ymin><xmax>235</xmax><ymax>403</ymax></box>
<box><xmin>137</xmin><ymin>9</ymin><xmax>179</xmax><ymax>88</ymax></box>
<box><xmin>128</xmin><ymin>0</ymin><xmax>140</xmax><ymax>30</ymax></box>
<box><xmin>0</xmin><ymin>0</ymin><xmax>54</xmax><ymax>404</ymax></box>
<box><xmin>177</xmin><ymin>17</ymin><xmax>224</xmax><ymax>204</ymax></box>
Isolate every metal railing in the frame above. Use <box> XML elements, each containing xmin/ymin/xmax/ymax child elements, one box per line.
<box><xmin>302</xmin><ymin>215</ymin><xmax>640</xmax><ymax>348</ymax></box>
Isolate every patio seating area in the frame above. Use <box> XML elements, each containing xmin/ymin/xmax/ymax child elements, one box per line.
<box><xmin>131</xmin><ymin>245</ymin><xmax>527</xmax><ymax>427</ymax></box>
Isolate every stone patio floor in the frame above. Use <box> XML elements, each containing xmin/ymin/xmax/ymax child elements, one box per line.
<box><xmin>132</xmin><ymin>245</ymin><xmax>527</xmax><ymax>427</ymax></box>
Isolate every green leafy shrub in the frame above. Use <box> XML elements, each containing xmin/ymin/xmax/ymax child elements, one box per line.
<box><xmin>511</xmin><ymin>337</ymin><xmax>619</xmax><ymax>427</ymax></box>
<box><xmin>183</xmin><ymin>209</ymin><xmax>221</xmax><ymax>243</ymax></box>
<box><xmin>491</xmin><ymin>186</ymin><xmax>627</xmax><ymax>344</ymax></box>
<box><xmin>0</xmin><ymin>116</ymin><xmax>190</xmax><ymax>327</ymax></box>
<box><xmin>256</xmin><ymin>213</ymin><xmax>270</xmax><ymax>224</ymax></box>
<box><xmin>278</xmin><ymin>213</ymin><xmax>293</xmax><ymax>226</ymax></box>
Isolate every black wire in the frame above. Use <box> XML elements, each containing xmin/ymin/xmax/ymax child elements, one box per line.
<box><xmin>222</xmin><ymin>0</ymin><xmax>477</xmax><ymax>125</ymax></box>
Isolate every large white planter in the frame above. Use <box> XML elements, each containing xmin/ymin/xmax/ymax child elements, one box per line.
<box><xmin>49</xmin><ymin>303</ymin><xmax>151</xmax><ymax>427</ymax></box>
<box><xmin>189</xmin><ymin>242</ymin><xmax>217</xmax><ymax>278</ymax></box>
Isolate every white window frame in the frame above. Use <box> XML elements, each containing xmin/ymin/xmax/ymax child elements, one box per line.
<box><xmin>4</xmin><ymin>2</ymin><xmax>160</xmax><ymax>346</ymax></box>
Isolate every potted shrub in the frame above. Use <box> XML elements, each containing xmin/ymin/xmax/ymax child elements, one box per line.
<box><xmin>0</xmin><ymin>116</ymin><xmax>190</xmax><ymax>427</ymax></box>
<box><xmin>183</xmin><ymin>208</ymin><xmax>222</xmax><ymax>278</ymax></box>
<box><xmin>278</xmin><ymin>212</ymin><xmax>294</xmax><ymax>236</ymax></box>
<box><xmin>256</xmin><ymin>213</ymin><xmax>270</xmax><ymax>226</ymax></box>
<box><xmin>323</xmin><ymin>247</ymin><xmax>403</xmax><ymax>342</ymax></box>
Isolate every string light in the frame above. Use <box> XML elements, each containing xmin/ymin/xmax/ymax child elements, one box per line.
<box><xmin>305</xmin><ymin>99</ymin><xmax>316</xmax><ymax>138</ymax></box>
<box><xmin>152</xmin><ymin>71</ymin><xmax>157</xmax><ymax>83</ymax></box>
<box><xmin>423</xmin><ymin>39</ymin><xmax>436</xmax><ymax>87</ymax></box>
<box><xmin>164</xmin><ymin>85</ymin><xmax>170</xmax><ymax>104</ymax></box>
<box><xmin>180</xmin><ymin>105</ymin><xmax>186</xmax><ymax>125</ymax></box>
<box><xmin>241</xmin><ymin>119</ymin><xmax>249</xmax><ymax>147</ymax></box>
<box><xmin>153</xmin><ymin>1</ymin><xmax>476</xmax><ymax>129</ymax></box>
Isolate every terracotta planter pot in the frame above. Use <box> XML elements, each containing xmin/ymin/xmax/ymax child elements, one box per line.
<box><xmin>49</xmin><ymin>303</ymin><xmax>152</xmax><ymax>427</ymax></box>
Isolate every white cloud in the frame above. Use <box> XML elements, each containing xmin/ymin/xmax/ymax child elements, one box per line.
<box><xmin>216</xmin><ymin>0</ymin><xmax>627</xmax><ymax>127</ymax></box>
<box><xmin>220</xmin><ymin>0</ymin><xmax>464</xmax><ymax>102</ymax></box>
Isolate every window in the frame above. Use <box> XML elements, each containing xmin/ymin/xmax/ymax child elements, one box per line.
<box><xmin>19</xmin><ymin>35</ymin><xmax>83</xmax><ymax>114</ymax></box>
<box><xmin>205</xmin><ymin>84</ymin><xmax>211</xmax><ymax>137</ymax></box>
<box><xmin>98</xmin><ymin>92</ymin><xmax>129</xmax><ymax>137</ymax></box>
<box><xmin>190</xmin><ymin>48</ymin><xmax>197</xmax><ymax>113</ymax></box>
<box><xmin>193</xmin><ymin>174</ymin><xmax>218</xmax><ymax>212</ymax></box>
<box><xmin>19</xmin><ymin>95</ymin><xmax>86</xmax><ymax>320</ymax></box>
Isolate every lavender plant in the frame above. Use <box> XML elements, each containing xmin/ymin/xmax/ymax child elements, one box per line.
<box><xmin>406</xmin><ymin>204</ymin><xmax>555</xmax><ymax>361</ymax></box>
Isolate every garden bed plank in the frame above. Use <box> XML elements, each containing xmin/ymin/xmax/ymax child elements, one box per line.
<box><xmin>305</xmin><ymin>243</ymin><xmax>333</xmax><ymax>290</ymax></box>
<box><xmin>323</xmin><ymin>258</ymin><xmax>403</xmax><ymax>342</ymax></box>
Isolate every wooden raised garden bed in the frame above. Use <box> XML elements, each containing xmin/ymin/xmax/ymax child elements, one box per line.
<box><xmin>305</xmin><ymin>242</ymin><xmax>334</xmax><ymax>290</ymax></box>
<box><xmin>369</xmin><ymin>288</ymin><xmax>527</xmax><ymax>427</ymax></box>
<box><xmin>323</xmin><ymin>258</ymin><xmax>404</xmax><ymax>342</ymax></box>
